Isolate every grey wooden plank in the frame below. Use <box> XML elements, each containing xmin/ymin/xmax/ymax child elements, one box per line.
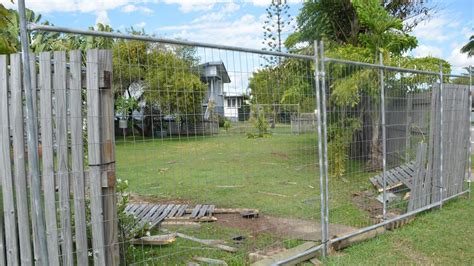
<box><xmin>136</xmin><ymin>205</ymin><xmax>154</xmax><ymax>221</ymax></box>
<box><xmin>54</xmin><ymin>51</ymin><xmax>74</xmax><ymax>266</ymax></box>
<box><xmin>197</xmin><ymin>205</ymin><xmax>209</xmax><ymax>218</ymax></box>
<box><xmin>28</xmin><ymin>52</ymin><xmax>42</xmax><ymax>264</ymax></box>
<box><xmin>176</xmin><ymin>204</ymin><xmax>188</xmax><ymax>217</ymax></box>
<box><xmin>0</xmin><ymin>54</ymin><xmax>19</xmax><ymax>265</ymax></box>
<box><xmin>393</xmin><ymin>167</ymin><xmax>413</xmax><ymax>188</ymax></box>
<box><xmin>86</xmin><ymin>49</ymin><xmax>106</xmax><ymax>266</ymax></box>
<box><xmin>144</xmin><ymin>204</ymin><xmax>167</xmax><ymax>227</ymax></box>
<box><xmin>207</xmin><ymin>205</ymin><xmax>215</xmax><ymax>217</ymax></box>
<box><xmin>139</xmin><ymin>205</ymin><xmax>161</xmax><ymax>225</ymax></box>
<box><xmin>39</xmin><ymin>52</ymin><xmax>60</xmax><ymax>266</ymax></box>
<box><xmin>384</xmin><ymin>170</ymin><xmax>400</xmax><ymax>186</ymax></box>
<box><xmin>124</xmin><ymin>204</ymin><xmax>134</xmax><ymax>213</ymax></box>
<box><xmin>133</xmin><ymin>204</ymin><xmax>148</xmax><ymax>217</ymax></box>
<box><xmin>167</xmin><ymin>204</ymin><xmax>181</xmax><ymax>218</ymax></box>
<box><xmin>10</xmin><ymin>53</ymin><xmax>34</xmax><ymax>265</ymax></box>
<box><xmin>191</xmin><ymin>204</ymin><xmax>202</xmax><ymax>218</ymax></box>
<box><xmin>98</xmin><ymin>49</ymin><xmax>119</xmax><ymax>265</ymax></box>
<box><xmin>69</xmin><ymin>50</ymin><xmax>89</xmax><ymax>266</ymax></box>
<box><xmin>150</xmin><ymin>204</ymin><xmax>175</xmax><ymax>228</ymax></box>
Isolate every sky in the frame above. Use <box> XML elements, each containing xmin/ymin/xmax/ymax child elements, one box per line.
<box><xmin>2</xmin><ymin>0</ymin><xmax>473</xmax><ymax>74</ymax></box>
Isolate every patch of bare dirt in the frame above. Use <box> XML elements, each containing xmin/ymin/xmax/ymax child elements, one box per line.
<box><xmin>215</xmin><ymin>213</ymin><xmax>355</xmax><ymax>241</ymax></box>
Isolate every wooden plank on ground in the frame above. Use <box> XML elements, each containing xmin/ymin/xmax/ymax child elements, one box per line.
<box><xmin>176</xmin><ymin>204</ymin><xmax>188</xmax><ymax>217</ymax></box>
<box><xmin>208</xmin><ymin>205</ymin><xmax>215</xmax><ymax>217</ymax></box>
<box><xmin>251</xmin><ymin>242</ymin><xmax>318</xmax><ymax>266</ymax></box>
<box><xmin>54</xmin><ymin>51</ymin><xmax>74</xmax><ymax>266</ymax></box>
<box><xmin>168</xmin><ymin>204</ymin><xmax>181</xmax><ymax>218</ymax></box>
<box><xmin>86</xmin><ymin>49</ymin><xmax>106</xmax><ymax>266</ymax></box>
<box><xmin>69</xmin><ymin>50</ymin><xmax>89</xmax><ymax>266</ymax></box>
<box><xmin>176</xmin><ymin>233</ymin><xmax>237</xmax><ymax>253</ymax></box>
<box><xmin>131</xmin><ymin>234</ymin><xmax>176</xmax><ymax>246</ymax></box>
<box><xmin>150</xmin><ymin>204</ymin><xmax>175</xmax><ymax>228</ymax></box>
<box><xmin>10</xmin><ymin>53</ymin><xmax>33</xmax><ymax>265</ymax></box>
<box><xmin>39</xmin><ymin>52</ymin><xmax>60</xmax><ymax>266</ymax></box>
<box><xmin>191</xmin><ymin>204</ymin><xmax>202</xmax><ymax>218</ymax></box>
<box><xmin>0</xmin><ymin>54</ymin><xmax>19</xmax><ymax>265</ymax></box>
<box><xmin>198</xmin><ymin>205</ymin><xmax>209</xmax><ymax>218</ymax></box>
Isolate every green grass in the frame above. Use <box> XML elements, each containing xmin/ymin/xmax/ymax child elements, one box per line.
<box><xmin>116</xmin><ymin>124</ymin><xmax>372</xmax><ymax>226</ymax></box>
<box><xmin>324</xmin><ymin>195</ymin><xmax>474</xmax><ymax>265</ymax></box>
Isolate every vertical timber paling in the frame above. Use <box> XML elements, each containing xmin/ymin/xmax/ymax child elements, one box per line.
<box><xmin>0</xmin><ymin>55</ymin><xmax>20</xmax><ymax>265</ymax></box>
<box><xmin>314</xmin><ymin>40</ymin><xmax>327</xmax><ymax>257</ymax></box>
<box><xmin>98</xmin><ymin>49</ymin><xmax>119</xmax><ymax>265</ymax></box>
<box><xmin>70</xmin><ymin>50</ymin><xmax>89</xmax><ymax>266</ymax></box>
<box><xmin>87</xmin><ymin>49</ymin><xmax>107</xmax><ymax>266</ymax></box>
<box><xmin>18</xmin><ymin>1</ymin><xmax>49</xmax><ymax>262</ymax></box>
<box><xmin>10</xmin><ymin>53</ymin><xmax>33</xmax><ymax>265</ymax></box>
<box><xmin>54</xmin><ymin>51</ymin><xmax>74</xmax><ymax>266</ymax></box>
<box><xmin>28</xmin><ymin>52</ymin><xmax>41</xmax><ymax>261</ymax></box>
<box><xmin>39</xmin><ymin>52</ymin><xmax>60</xmax><ymax>266</ymax></box>
<box><xmin>439</xmin><ymin>65</ymin><xmax>444</xmax><ymax>208</ymax></box>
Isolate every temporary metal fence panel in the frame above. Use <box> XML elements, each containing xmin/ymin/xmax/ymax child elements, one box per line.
<box><xmin>0</xmin><ymin>17</ymin><xmax>471</xmax><ymax>265</ymax></box>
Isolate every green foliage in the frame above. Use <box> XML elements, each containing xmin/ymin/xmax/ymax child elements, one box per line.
<box><xmin>223</xmin><ymin>119</ymin><xmax>232</xmax><ymax>132</ymax></box>
<box><xmin>461</xmin><ymin>35</ymin><xmax>474</xmax><ymax>57</ymax></box>
<box><xmin>116</xmin><ymin>179</ymin><xmax>151</xmax><ymax>264</ymax></box>
<box><xmin>248</xmin><ymin>106</ymin><xmax>270</xmax><ymax>138</ymax></box>
<box><xmin>327</xmin><ymin>117</ymin><xmax>361</xmax><ymax>177</ymax></box>
<box><xmin>115</xmin><ymin>95</ymin><xmax>139</xmax><ymax>120</ymax></box>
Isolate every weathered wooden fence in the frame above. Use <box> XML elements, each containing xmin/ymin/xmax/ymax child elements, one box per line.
<box><xmin>0</xmin><ymin>49</ymin><xmax>118</xmax><ymax>265</ymax></box>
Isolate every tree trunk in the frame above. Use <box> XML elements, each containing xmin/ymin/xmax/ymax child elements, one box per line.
<box><xmin>367</xmin><ymin>110</ymin><xmax>382</xmax><ymax>171</ymax></box>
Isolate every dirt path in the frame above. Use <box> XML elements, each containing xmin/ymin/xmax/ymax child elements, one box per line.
<box><xmin>216</xmin><ymin>214</ymin><xmax>356</xmax><ymax>241</ymax></box>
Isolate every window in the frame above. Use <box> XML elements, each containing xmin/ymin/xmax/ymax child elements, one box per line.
<box><xmin>227</xmin><ymin>99</ymin><xmax>231</xmax><ymax>107</ymax></box>
<box><xmin>232</xmin><ymin>98</ymin><xmax>236</xmax><ymax>107</ymax></box>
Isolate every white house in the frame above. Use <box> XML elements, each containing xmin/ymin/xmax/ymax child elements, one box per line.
<box><xmin>223</xmin><ymin>92</ymin><xmax>245</xmax><ymax>121</ymax></box>
<box><xmin>198</xmin><ymin>61</ymin><xmax>231</xmax><ymax>119</ymax></box>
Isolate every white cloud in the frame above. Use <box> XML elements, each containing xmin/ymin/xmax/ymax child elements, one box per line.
<box><xmin>121</xmin><ymin>4</ymin><xmax>153</xmax><ymax>14</ymax></box>
<box><xmin>134</xmin><ymin>21</ymin><xmax>146</xmax><ymax>28</ymax></box>
<box><xmin>95</xmin><ymin>10</ymin><xmax>110</xmax><ymax>25</ymax></box>
<box><xmin>412</xmin><ymin>45</ymin><xmax>443</xmax><ymax>58</ymax></box>
<box><xmin>447</xmin><ymin>43</ymin><xmax>474</xmax><ymax>73</ymax></box>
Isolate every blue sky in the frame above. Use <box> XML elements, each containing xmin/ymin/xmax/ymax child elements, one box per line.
<box><xmin>2</xmin><ymin>0</ymin><xmax>473</xmax><ymax>73</ymax></box>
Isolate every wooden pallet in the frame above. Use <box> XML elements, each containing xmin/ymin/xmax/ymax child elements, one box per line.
<box><xmin>369</xmin><ymin>161</ymin><xmax>415</xmax><ymax>192</ymax></box>
<box><xmin>125</xmin><ymin>204</ymin><xmax>215</xmax><ymax>228</ymax></box>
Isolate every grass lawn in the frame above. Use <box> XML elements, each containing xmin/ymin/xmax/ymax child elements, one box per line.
<box><xmin>324</xmin><ymin>194</ymin><xmax>474</xmax><ymax>265</ymax></box>
<box><xmin>116</xmin><ymin>124</ymin><xmax>373</xmax><ymax>227</ymax></box>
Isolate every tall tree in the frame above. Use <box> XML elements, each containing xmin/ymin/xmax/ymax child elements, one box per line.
<box><xmin>461</xmin><ymin>35</ymin><xmax>474</xmax><ymax>57</ymax></box>
<box><xmin>262</xmin><ymin>0</ymin><xmax>293</xmax><ymax>65</ymax></box>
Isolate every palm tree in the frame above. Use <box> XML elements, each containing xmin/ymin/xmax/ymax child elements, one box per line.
<box><xmin>461</xmin><ymin>35</ymin><xmax>474</xmax><ymax>57</ymax></box>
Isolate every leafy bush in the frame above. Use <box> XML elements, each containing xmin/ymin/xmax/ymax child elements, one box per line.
<box><xmin>223</xmin><ymin>119</ymin><xmax>232</xmax><ymax>132</ymax></box>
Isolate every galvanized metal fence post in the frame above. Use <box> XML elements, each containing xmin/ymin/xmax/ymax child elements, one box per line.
<box><xmin>379</xmin><ymin>52</ymin><xmax>387</xmax><ymax>220</ymax></box>
<box><xmin>17</xmin><ymin>0</ymin><xmax>49</xmax><ymax>264</ymax></box>
<box><xmin>469</xmin><ymin>65</ymin><xmax>472</xmax><ymax>200</ymax></box>
<box><xmin>314</xmin><ymin>40</ymin><xmax>327</xmax><ymax>257</ymax></box>
<box><xmin>439</xmin><ymin>64</ymin><xmax>444</xmax><ymax>208</ymax></box>
<box><xmin>319</xmin><ymin>40</ymin><xmax>330</xmax><ymax>257</ymax></box>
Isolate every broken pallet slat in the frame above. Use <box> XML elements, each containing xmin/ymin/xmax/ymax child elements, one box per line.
<box><xmin>167</xmin><ymin>204</ymin><xmax>181</xmax><ymax>218</ymax></box>
<box><xmin>175</xmin><ymin>233</ymin><xmax>237</xmax><ymax>253</ymax></box>
<box><xmin>251</xmin><ymin>242</ymin><xmax>318</xmax><ymax>266</ymax></box>
<box><xmin>197</xmin><ymin>205</ymin><xmax>209</xmax><ymax>218</ymax></box>
<box><xmin>191</xmin><ymin>204</ymin><xmax>202</xmax><ymax>218</ymax></box>
<box><xmin>176</xmin><ymin>204</ymin><xmax>188</xmax><ymax>217</ymax></box>
<box><xmin>207</xmin><ymin>205</ymin><xmax>215</xmax><ymax>217</ymax></box>
<box><xmin>131</xmin><ymin>234</ymin><xmax>176</xmax><ymax>246</ymax></box>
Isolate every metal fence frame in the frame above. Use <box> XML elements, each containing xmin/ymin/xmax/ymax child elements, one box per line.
<box><xmin>12</xmin><ymin>2</ymin><xmax>473</xmax><ymax>263</ymax></box>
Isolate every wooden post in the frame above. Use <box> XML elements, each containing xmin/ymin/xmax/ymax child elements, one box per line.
<box><xmin>98</xmin><ymin>49</ymin><xmax>119</xmax><ymax>265</ymax></box>
<box><xmin>87</xmin><ymin>49</ymin><xmax>107</xmax><ymax>266</ymax></box>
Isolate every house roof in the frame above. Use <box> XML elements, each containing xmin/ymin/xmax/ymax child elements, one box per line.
<box><xmin>198</xmin><ymin>61</ymin><xmax>231</xmax><ymax>83</ymax></box>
